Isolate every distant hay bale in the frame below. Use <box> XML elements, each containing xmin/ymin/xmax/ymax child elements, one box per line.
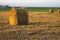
<box><xmin>56</xmin><ymin>10</ymin><xmax>60</xmax><ymax>16</ymax></box>
<box><xmin>49</xmin><ymin>9</ymin><xmax>54</xmax><ymax>14</ymax></box>
<box><xmin>56</xmin><ymin>10</ymin><xmax>60</xmax><ymax>14</ymax></box>
<box><xmin>16</xmin><ymin>7</ymin><xmax>28</xmax><ymax>25</ymax></box>
<box><xmin>9</xmin><ymin>7</ymin><xmax>18</xmax><ymax>25</ymax></box>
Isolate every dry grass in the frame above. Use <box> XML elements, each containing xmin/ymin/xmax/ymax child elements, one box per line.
<box><xmin>29</xmin><ymin>12</ymin><xmax>60</xmax><ymax>24</ymax></box>
<box><xmin>0</xmin><ymin>11</ymin><xmax>60</xmax><ymax>40</ymax></box>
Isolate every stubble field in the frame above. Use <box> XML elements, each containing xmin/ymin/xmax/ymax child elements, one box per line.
<box><xmin>0</xmin><ymin>7</ymin><xmax>60</xmax><ymax>40</ymax></box>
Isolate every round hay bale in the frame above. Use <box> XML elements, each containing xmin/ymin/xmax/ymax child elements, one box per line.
<box><xmin>49</xmin><ymin>9</ymin><xmax>54</xmax><ymax>14</ymax></box>
<box><xmin>56</xmin><ymin>10</ymin><xmax>60</xmax><ymax>14</ymax></box>
<box><xmin>9</xmin><ymin>7</ymin><xmax>18</xmax><ymax>25</ymax></box>
<box><xmin>16</xmin><ymin>7</ymin><xmax>28</xmax><ymax>25</ymax></box>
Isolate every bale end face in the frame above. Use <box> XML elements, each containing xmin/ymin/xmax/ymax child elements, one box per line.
<box><xmin>16</xmin><ymin>7</ymin><xmax>28</xmax><ymax>25</ymax></box>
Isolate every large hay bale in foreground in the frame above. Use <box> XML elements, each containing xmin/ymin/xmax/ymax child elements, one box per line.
<box><xmin>49</xmin><ymin>9</ymin><xmax>54</xmax><ymax>14</ymax></box>
<box><xmin>16</xmin><ymin>7</ymin><xmax>28</xmax><ymax>25</ymax></box>
<box><xmin>9</xmin><ymin>7</ymin><xmax>18</xmax><ymax>25</ymax></box>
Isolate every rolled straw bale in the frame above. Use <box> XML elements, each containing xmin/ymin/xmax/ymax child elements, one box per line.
<box><xmin>49</xmin><ymin>9</ymin><xmax>54</xmax><ymax>14</ymax></box>
<box><xmin>56</xmin><ymin>10</ymin><xmax>60</xmax><ymax>14</ymax></box>
<box><xmin>16</xmin><ymin>7</ymin><xmax>28</xmax><ymax>25</ymax></box>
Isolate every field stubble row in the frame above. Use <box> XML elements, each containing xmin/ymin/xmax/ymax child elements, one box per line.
<box><xmin>0</xmin><ymin>11</ymin><xmax>60</xmax><ymax>26</ymax></box>
<box><xmin>0</xmin><ymin>11</ymin><xmax>60</xmax><ymax>40</ymax></box>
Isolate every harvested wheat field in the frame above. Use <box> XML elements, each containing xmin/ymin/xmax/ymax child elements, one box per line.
<box><xmin>0</xmin><ymin>10</ymin><xmax>60</xmax><ymax>40</ymax></box>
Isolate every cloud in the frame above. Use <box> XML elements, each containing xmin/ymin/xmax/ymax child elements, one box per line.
<box><xmin>0</xmin><ymin>0</ymin><xmax>57</xmax><ymax>3</ymax></box>
<box><xmin>0</xmin><ymin>0</ymin><xmax>60</xmax><ymax>7</ymax></box>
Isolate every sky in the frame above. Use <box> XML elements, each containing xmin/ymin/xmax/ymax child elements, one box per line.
<box><xmin>0</xmin><ymin>0</ymin><xmax>60</xmax><ymax>7</ymax></box>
